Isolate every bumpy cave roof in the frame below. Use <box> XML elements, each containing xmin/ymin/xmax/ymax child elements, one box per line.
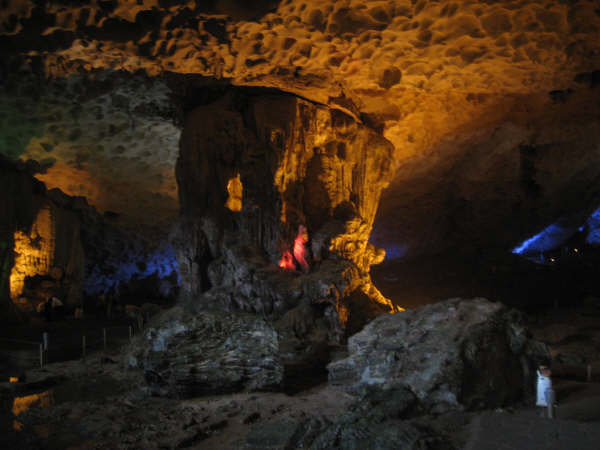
<box><xmin>1</xmin><ymin>0</ymin><xmax>600</xmax><ymax>254</ymax></box>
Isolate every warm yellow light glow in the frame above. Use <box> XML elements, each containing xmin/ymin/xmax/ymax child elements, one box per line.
<box><xmin>9</xmin><ymin>377</ymin><xmax>19</xmax><ymax>383</ymax></box>
<box><xmin>9</xmin><ymin>205</ymin><xmax>55</xmax><ymax>300</ymax></box>
<box><xmin>12</xmin><ymin>391</ymin><xmax>53</xmax><ymax>416</ymax></box>
<box><xmin>225</xmin><ymin>173</ymin><xmax>243</xmax><ymax>212</ymax></box>
<box><xmin>361</xmin><ymin>282</ymin><xmax>404</xmax><ymax>314</ymax></box>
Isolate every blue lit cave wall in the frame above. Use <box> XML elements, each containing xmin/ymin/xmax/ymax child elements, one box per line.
<box><xmin>512</xmin><ymin>205</ymin><xmax>600</xmax><ymax>263</ymax></box>
<box><xmin>83</xmin><ymin>241</ymin><xmax>180</xmax><ymax>302</ymax></box>
<box><xmin>586</xmin><ymin>208</ymin><xmax>600</xmax><ymax>245</ymax></box>
<box><xmin>368</xmin><ymin>228</ymin><xmax>408</xmax><ymax>260</ymax></box>
<box><xmin>370</xmin><ymin>205</ymin><xmax>600</xmax><ymax>264</ymax></box>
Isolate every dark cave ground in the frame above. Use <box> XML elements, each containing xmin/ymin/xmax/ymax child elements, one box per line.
<box><xmin>2</xmin><ymin>251</ymin><xmax>600</xmax><ymax>449</ymax></box>
<box><xmin>1</xmin><ymin>317</ymin><xmax>600</xmax><ymax>450</ymax></box>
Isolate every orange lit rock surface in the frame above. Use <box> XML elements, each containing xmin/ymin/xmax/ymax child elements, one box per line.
<box><xmin>172</xmin><ymin>90</ymin><xmax>395</xmax><ymax>351</ymax></box>
<box><xmin>225</xmin><ymin>173</ymin><xmax>243</xmax><ymax>212</ymax></box>
<box><xmin>10</xmin><ymin>204</ymin><xmax>55</xmax><ymax>300</ymax></box>
<box><xmin>2</xmin><ymin>0</ymin><xmax>599</xmax><ymax>252</ymax></box>
<box><xmin>12</xmin><ymin>391</ymin><xmax>53</xmax><ymax>416</ymax></box>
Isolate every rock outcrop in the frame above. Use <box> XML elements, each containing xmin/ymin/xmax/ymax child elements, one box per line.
<box><xmin>173</xmin><ymin>90</ymin><xmax>396</xmax><ymax>358</ymax></box>
<box><xmin>0</xmin><ymin>156</ymin><xmax>86</xmax><ymax>313</ymax></box>
<box><xmin>124</xmin><ymin>307</ymin><xmax>283</xmax><ymax>397</ymax></box>
<box><xmin>244</xmin><ymin>414</ymin><xmax>444</xmax><ymax>450</ymax></box>
<box><xmin>328</xmin><ymin>298</ymin><xmax>550</xmax><ymax>415</ymax></box>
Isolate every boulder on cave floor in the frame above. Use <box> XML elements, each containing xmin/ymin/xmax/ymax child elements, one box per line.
<box><xmin>328</xmin><ymin>298</ymin><xmax>550</xmax><ymax>415</ymax></box>
<box><xmin>244</xmin><ymin>414</ymin><xmax>444</xmax><ymax>450</ymax></box>
<box><xmin>123</xmin><ymin>306</ymin><xmax>283</xmax><ymax>398</ymax></box>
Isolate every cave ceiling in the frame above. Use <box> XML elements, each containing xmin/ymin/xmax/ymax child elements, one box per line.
<box><xmin>1</xmin><ymin>0</ymin><xmax>600</xmax><ymax>254</ymax></box>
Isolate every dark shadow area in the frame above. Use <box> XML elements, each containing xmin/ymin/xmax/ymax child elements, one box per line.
<box><xmin>282</xmin><ymin>344</ymin><xmax>331</xmax><ymax>395</ymax></box>
<box><xmin>194</xmin><ymin>0</ymin><xmax>282</xmax><ymax>21</ymax></box>
<box><xmin>372</xmin><ymin>241</ymin><xmax>600</xmax><ymax>313</ymax></box>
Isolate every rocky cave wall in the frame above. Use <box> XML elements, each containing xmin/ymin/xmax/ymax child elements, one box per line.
<box><xmin>0</xmin><ymin>157</ymin><xmax>85</xmax><ymax>315</ymax></box>
<box><xmin>173</xmin><ymin>89</ymin><xmax>396</xmax><ymax>338</ymax></box>
<box><xmin>1</xmin><ymin>0</ymin><xmax>600</xmax><ymax>297</ymax></box>
<box><xmin>373</xmin><ymin>84</ymin><xmax>600</xmax><ymax>259</ymax></box>
<box><xmin>1</xmin><ymin>158</ymin><xmax>39</xmax><ymax>319</ymax></box>
<box><xmin>0</xmin><ymin>157</ymin><xmax>180</xmax><ymax>319</ymax></box>
<box><xmin>0</xmin><ymin>68</ymin><xmax>180</xmax><ymax>233</ymax></box>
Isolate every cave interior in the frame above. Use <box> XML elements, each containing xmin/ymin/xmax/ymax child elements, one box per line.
<box><xmin>1</xmin><ymin>0</ymin><xmax>600</xmax><ymax>448</ymax></box>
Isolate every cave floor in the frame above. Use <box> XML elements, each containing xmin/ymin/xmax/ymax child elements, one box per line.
<box><xmin>1</xmin><ymin>304</ymin><xmax>600</xmax><ymax>449</ymax></box>
<box><xmin>1</xmin><ymin>352</ymin><xmax>355</xmax><ymax>449</ymax></box>
<box><xmin>2</xmin><ymin>358</ymin><xmax>600</xmax><ymax>450</ymax></box>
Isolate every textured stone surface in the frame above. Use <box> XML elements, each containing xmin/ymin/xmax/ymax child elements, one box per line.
<box><xmin>172</xmin><ymin>91</ymin><xmax>396</xmax><ymax>364</ymax></box>
<box><xmin>176</xmin><ymin>92</ymin><xmax>393</xmax><ymax>271</ymax></box>
<box><xmin>1</xmin><ymin>157</ymin><xmax>85</xmax><ymax>311</ymax></box>
<box><xmin>2</xmin><ymin>0</ymin><xmax>597</xmax><ymax>102</ymax></box>
<box><xmin>328</xmin><ymin>298</ymin><xmax>550</xmax><ymax>415</ymax></box>
<box><xmin>124</xmin><ymin>307</ymin><xmax>283</xmax><ymax>397</ymax></box>
<box><xmin>1</xmin><ymin>157</ymin><xmax>179</xmax><ymax>314</ymax></box>
<box><xmin>2</xmin><ymin>0</ymin><xmax>600</xmax><ymax>258</ymax></box>
<box><xmin>6</xmin><ymin>307</ymin><xmax>600</xmax><ymax>450</ymax></box>
<box><xmin>0</xmin><ymin>70</ymin><xmax>179</xmax><ymax>231</ymax></box>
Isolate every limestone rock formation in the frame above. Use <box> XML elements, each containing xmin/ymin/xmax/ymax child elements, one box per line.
<box><xmin>176</xmin><ymin>91</ymin><xmax>393</xmax><ymax>268</ymax></box>
<box><xmin>328</xmin><ymin>298</ymin><xmax>550</xmax><ymax>415</ymax></box>
<box><xmin>2</xmin><ymin>1</ymin><xmax>600</xmax><ymax>262</ymax></box>
<box><xmin>124</xmin><ymin>307</ymin><xmax>283</xmax><ymax>397</ymax></box>
<box><xmin>0</xmin><ymin>156</ymin><xmax>86</xmax><ymax>312</ymax></box>
<box><xmin>173</xmin><ymin>90</ymin><xmax>396</xmax><ymax>352</ymax></box>
<box><xmin>0</xmin><ymin>157</ymin><xmax>179</xmax><ymax>315</ymax></box>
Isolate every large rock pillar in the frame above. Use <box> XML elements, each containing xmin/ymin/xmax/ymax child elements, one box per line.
<box><xmin>174</xmin><ymin>89</ymin><xmax>397</xmax><ymax>341</ymax></box>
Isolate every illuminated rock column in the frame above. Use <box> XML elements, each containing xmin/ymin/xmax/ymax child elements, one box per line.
<box><xmin>9</xmin><ymin>204</ymin><xmax>55</xmax><ymax>300</ymax></box>
<box><xmin>176</xmin><ymin>91</ymin><xmax>397</xmax><ymax>315</ymax></box>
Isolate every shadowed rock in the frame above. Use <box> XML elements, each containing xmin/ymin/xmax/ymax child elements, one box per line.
<box><xmin>124</xmin><ymin>307</ymin><xmax>283</xmax><ymax>397</ymax></box>
<box><xmin>328</xmin><ymin>298</ymin><xmax>550</xmax><ymax>415</ymax></box>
